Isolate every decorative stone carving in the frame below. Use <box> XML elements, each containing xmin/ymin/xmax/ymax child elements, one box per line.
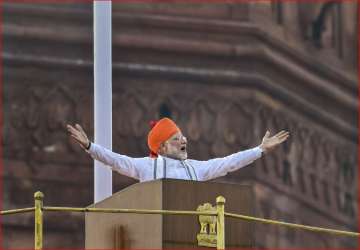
<box><xmin>187</xmin><ymin>101</ymin><xmax>216</xmax><ymax>142</ymax></box>
<box><xmin>222</xmin><ymin>103</ymin><xmax>254</xmax><ymax>148</ymax></box>
<box><xmin>114</xmin><ymin>93</ymin><xmax>147</xmax><ymax>138</ymax></box>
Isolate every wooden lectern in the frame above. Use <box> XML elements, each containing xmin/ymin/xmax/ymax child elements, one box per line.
<box><xmin>85</xmin><ymin>179</ymin><xmax>254</xmax><ymax>249</ymax></box>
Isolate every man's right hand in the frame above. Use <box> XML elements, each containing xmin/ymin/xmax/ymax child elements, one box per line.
<box><xmin>67</xmin><ymin>124</ymin><xmax>90</xmax><ymax>150</ymax></box>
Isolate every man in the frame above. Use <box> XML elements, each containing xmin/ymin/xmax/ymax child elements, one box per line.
<box><xmin>67</xmin><ymin>118</ymin><xmax>289</xmax><ymax>182</ymax></box>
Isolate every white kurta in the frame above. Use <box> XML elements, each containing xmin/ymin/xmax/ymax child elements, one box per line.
<box><xmin>87</xmin><ymin>143</ymin><xmax>263</xmax><ymax>182</ymax></box>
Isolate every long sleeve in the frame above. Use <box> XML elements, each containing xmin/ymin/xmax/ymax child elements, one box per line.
<box><xmin>194</xmin><ymin>146</ymin><xmax>263</xmax><ymax>181</ymax></box>
<box><xmin>86</xmin><ymin>143</ymin><xmax>147</xmax><ymax>180</ymax></box>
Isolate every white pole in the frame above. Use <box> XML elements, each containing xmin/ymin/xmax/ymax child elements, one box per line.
<box><xmin>93</xmin><ymin>1</ymin><xmax>112</xmax><ymax>203</ymax></box>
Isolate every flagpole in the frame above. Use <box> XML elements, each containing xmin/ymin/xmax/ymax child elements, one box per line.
<box><xmin>93</xmin><ymin>0</ymin><xmax>112</xmax><ymax>202</ymax></box>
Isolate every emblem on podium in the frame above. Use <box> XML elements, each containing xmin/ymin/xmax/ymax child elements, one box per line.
<box><xmin>197</xmin><ymin>203</ymin><xmax>217</xmax><ymax>247</ymax></box>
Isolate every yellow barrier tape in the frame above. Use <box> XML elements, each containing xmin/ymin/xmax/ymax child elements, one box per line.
<box><xmin>225</xmin><ymin>212</ymin><xmax>359</xmax><ymax>237</ymax></box>
<box><xmin>43</xmin><ymin>206</ymin><xmax>217</xmax><ymax>216</ymax></box>
<box><xmin>2</xmin><ymin>203</ymin><xmax>356</xmax><ymax>239</ymax></box>
<box><xmin>0</xmin><ymin>207</ymin><xmax>35</xmax><ymax>215</ymax></box>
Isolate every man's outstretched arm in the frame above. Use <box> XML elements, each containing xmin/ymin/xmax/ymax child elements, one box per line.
<box><xmin>195</xmin><ymin>130</ymin><xmax>290</xmax><ymax>181</ymax></box>
<box><xmin>66</xmin><ymin>124</ymin><xmax>143</xmax><ymax>180</ymax></box>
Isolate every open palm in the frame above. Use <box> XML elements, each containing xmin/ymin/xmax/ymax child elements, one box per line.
<box><xmin>259</xmin><ymin>130</ymin><xmax>289</xmax><ymax>153</ymax></box>
<box><xmin>67</xmin><ymin>124</ymin><xmax>90</xmax><ymax>150</ymax></box>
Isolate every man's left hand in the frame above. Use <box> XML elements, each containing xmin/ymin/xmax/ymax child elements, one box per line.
<box><xmin>259</xmin><ymin>130</ymin><xmax>290</xmax><ymax>153</ymax></box>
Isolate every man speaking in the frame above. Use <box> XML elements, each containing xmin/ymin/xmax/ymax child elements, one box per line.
<box><xmin>67</xmin><ymin>118</ymin><xmax>289</xmax><ymax>182</ymax></box>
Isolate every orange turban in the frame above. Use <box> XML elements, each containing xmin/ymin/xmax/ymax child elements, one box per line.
<box><xmin>147</xmin><ymin>118</ymin><xmax>180</xmax><ymax>158</ymax></box>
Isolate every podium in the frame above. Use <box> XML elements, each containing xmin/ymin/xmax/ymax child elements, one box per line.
<box><xmin>85</xmin><ymin>179</ymin><xmax>254</xmax><ymax>249</ymax></box>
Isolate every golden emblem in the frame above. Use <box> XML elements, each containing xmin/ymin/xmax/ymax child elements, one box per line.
<box><xmin>196</xmin><ymin>203</ymin><xmax>217</xmax><ymax>247</ymax></box>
